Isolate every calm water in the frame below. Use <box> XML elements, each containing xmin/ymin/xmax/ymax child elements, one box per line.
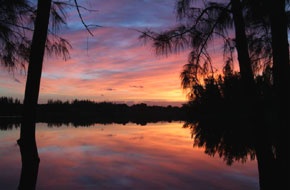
<box><xmin>0</xmin><ymin>122</ymin><xmax>259</xmax><ymax>190</ymax></box>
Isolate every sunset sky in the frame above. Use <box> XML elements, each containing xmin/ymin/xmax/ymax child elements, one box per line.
<box><xmin>0</xmin><ymin>0</ymin><xmax>225</xmax><ymax>106</ymax></box>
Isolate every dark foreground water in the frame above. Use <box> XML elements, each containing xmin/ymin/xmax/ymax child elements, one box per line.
<box><xmin>0</xmin><ymin>122</ymin><xmax>258</xmax><ymax>189</ymax></box>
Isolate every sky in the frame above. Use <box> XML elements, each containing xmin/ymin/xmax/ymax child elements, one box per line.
<box><xmin>0</xmin><ymin>0</ymin><xmax>220</xmax><ymax>107</ymax></box>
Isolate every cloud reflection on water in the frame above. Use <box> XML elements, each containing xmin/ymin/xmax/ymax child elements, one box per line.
<box><xmin>0</xmin><ymin>122</ymin><xmax>259</xmax><ymax>190</ymax></box>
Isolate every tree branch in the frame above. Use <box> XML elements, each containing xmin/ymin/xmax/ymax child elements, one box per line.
<box><xmin>73</xmin><ymin>0</ymin><xmax>101</xmax><ymax>36</ymax></box>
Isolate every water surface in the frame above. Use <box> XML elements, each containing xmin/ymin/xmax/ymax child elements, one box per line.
<box><xmin>0</xmin><ymin>122</ymin><xmax>259</xmax><ymax>189</ymax></box>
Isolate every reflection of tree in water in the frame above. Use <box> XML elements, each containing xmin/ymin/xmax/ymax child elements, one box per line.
<box><xmin>0</xmin><ymin>117</ymin><xmax>21</xmax><ymax>130</ymax></box>
<box><xmin>184</xmin><ymin>117</ymin><xmax>256</xmax><ymax>166</ymax></box>
<box><xmin>184</xmin><ymin>106</ymin><xmax>278</xmax><ymax>189</ymax></box>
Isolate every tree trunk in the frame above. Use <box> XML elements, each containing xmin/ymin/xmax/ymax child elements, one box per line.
<box><xmin>231</xmin><ymin>0</ymin><xmax>256</xmax><ymax>96</ymax></box>
<box><xmin>268</xmin><ymin>0</ymin><xmax>290</xmax><ymax>189</ymax></box>
<box><xmin>231</xmin><ymin>1</ymin><xmax>276</xmax><ymax>189</ymax></box>
<box><xmin>18</xmin><ymin>0</ymin><xmax>52</xmax><ymax>189</ymax></box>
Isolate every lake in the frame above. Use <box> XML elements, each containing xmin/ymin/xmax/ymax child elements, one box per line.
<box><xmin>0</xmin><ymin>122</ymin><xmax>259</xmax><ymax>189</ymax></box>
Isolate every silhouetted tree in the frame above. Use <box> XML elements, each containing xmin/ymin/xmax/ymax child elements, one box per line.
<box><xmin>140</xmin><ymin>1</ymin><xmax>290</xmax><ymax>189</ymax></box>
<box><xmin>17</xmin><ymin>1</ymin><xmax>52</xmax><ymax>189</ymax></box>
<box><xmin>183</xmin><ymin>63</ymin><xmax>279</xmax><ymax>189</ymax></box>
<box><xmin>0</xmin><ymin>1</ymin><xmax>98</xmax><ymax>189</ymax></box>
<box><xmin>0</xmin><ymin>0</ymin><xmax>32</xmax><ymax>70</ymax></box>
<box><xmin>0</xmin><ymin>1</ymin><xmax>71</xmax><ymax>72</ymax></box>
<box><xmin>267</xmin><ymin>0</ymin><xmax>290</xmax><ymax>188</ymax></box>
<box><xmin>243</xmin><ymin>0</ymin><xmax>290</xmax><ymax>187</ymax></box>
<box><xmin>140</xmin><ymin>0</ymin><xmax>259</xmax><ymax>101</ymax></box>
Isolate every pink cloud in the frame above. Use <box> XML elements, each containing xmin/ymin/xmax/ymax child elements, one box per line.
<box><xmin>0</xmin><ymin>0</ymin><xmax>226</xmax><ymax>106</ymax></box>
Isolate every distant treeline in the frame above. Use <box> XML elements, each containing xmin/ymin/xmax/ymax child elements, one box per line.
<box><xmin>0</xmin><ymin>97</ymin><xmax>188</xmax><ymax>126</ymax></box>
<box><xmin>0</xmin><ymin>97</ymin><xmax>22</xmax><ymax>116</ymax></box>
